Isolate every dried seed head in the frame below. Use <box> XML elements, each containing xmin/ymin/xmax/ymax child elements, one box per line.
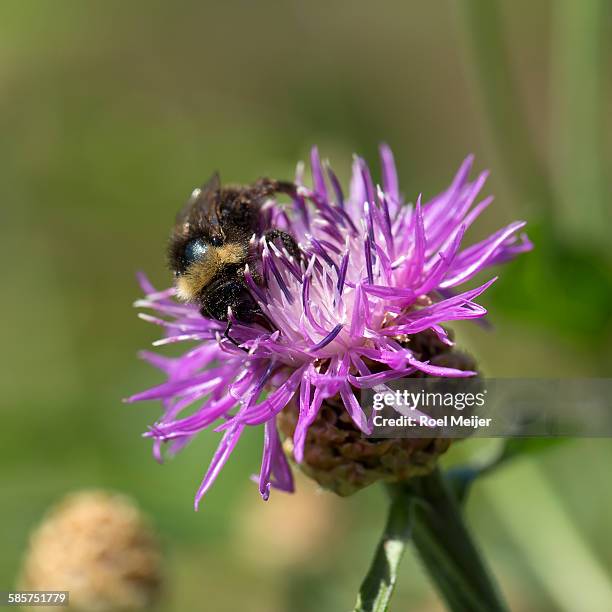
<box><xmin>19</xmin><ymin>490</ymin><xmax>163</xmax><ymax>612</ymax></box>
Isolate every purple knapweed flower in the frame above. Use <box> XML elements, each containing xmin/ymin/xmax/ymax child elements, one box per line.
<box><xmin>126</xmin><ymin>146</ymin><xmax>531</xmax><ymax>508</ymax></box>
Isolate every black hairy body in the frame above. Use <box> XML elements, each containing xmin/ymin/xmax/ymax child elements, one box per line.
<box><xmin>168</xmin><ymin>174</ymin><xmax>300</xmax><ymax>324</ymax></box>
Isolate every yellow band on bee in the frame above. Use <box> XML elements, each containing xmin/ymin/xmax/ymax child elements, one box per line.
<box><xmin>176</xmin><ymin>242</ymin><xmax>246</xmax><ymax>302</ymax></box>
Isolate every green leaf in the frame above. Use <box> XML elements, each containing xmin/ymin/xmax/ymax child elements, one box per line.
<box><xmin>447</xmin><ymin>437</ymin><xmax>570</xmax><ymax>504</ymax></box>
<box><xmin>499</xmin><ymin>438</ymin><xmax>569</xmax><ymax>462</ymax></box>
<box><xmin>354</xmin><ymin>486</ymin><xmax>412</xmax><ymax>612</ymax></box>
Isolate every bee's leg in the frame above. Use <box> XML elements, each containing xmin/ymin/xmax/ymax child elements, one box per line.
<box><xmin>254</xmin><ymin>178</ymin><xmax>297</xmax><ymax>199</ymax></box>
<box><xmin>199</xmin><ymin>297</ymin><xmax>248</xmax><ymax>351</ymax></box>
<box><xmin>264</xmin><ymin>229</ymin><xmax>302</xmax><ymax>263</ymax></box>
<box><xmin>223</xmin><ymin>321</ymin><xmax>248</xmax><ymax>352</ymax></box>
<box><xmin>274</xmin><ymin>180</ymin><xmax>298</xmax><ymax>197</ymax></box>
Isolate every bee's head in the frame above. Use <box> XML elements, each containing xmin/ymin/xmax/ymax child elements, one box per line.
<box><xmin>174</xmin><ymin>233</ymin><xmax>224</xmax><ymax>274</ymax></box>
<box><xmin>168</xmin><ymin>232</ymin><xmax>246</xmax><ymax>303</ymax></box>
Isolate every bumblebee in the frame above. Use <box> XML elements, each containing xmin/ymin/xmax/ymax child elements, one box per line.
<box><xmin>168</xmin><ymin>174</ymin><xmax>300</xmax><ymax>328</ymax></box>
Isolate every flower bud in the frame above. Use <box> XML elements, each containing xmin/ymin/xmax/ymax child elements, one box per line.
<box><xmin>278</xmin><ymin>329</ymin><xmax>478</xmax><ymax>496</ymax></box>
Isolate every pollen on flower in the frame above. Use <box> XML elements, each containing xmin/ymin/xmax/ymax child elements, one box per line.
<box><xmin>127</xmin><ymin>145</ymin><xmax>532</xmax><ymax>507</ymax></box>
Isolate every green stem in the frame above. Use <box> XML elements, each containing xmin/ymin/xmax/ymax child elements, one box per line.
<box><xmin>456</xmin><ymin>1</ymin><xmax>556</xmax><ymax>223</ymax></box>
<box><xmin>408</xmin><ymin>468</ymin><xmax>508</xmax><ymax>612</ymax></box>
<box><xmin>354</xmin><ymin>486</ymin><xmax>412</xmax><ymax>612</ymax></box>
<box><xmin>355</xmin><ymin>468</ymin><xmax>509</xmax><ymax>612</ymax></box>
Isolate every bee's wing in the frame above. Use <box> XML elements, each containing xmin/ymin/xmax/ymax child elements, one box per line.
<box><xmin>175</xmin><ymin>172</ymin><xmax>221</xmax><ymax>226</ymax></box>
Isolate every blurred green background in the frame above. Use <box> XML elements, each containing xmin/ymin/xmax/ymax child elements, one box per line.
<box><xmin>1</xmin><ymin>1</ymin><xmax>611</xmax><ymax>610</ymax></box>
